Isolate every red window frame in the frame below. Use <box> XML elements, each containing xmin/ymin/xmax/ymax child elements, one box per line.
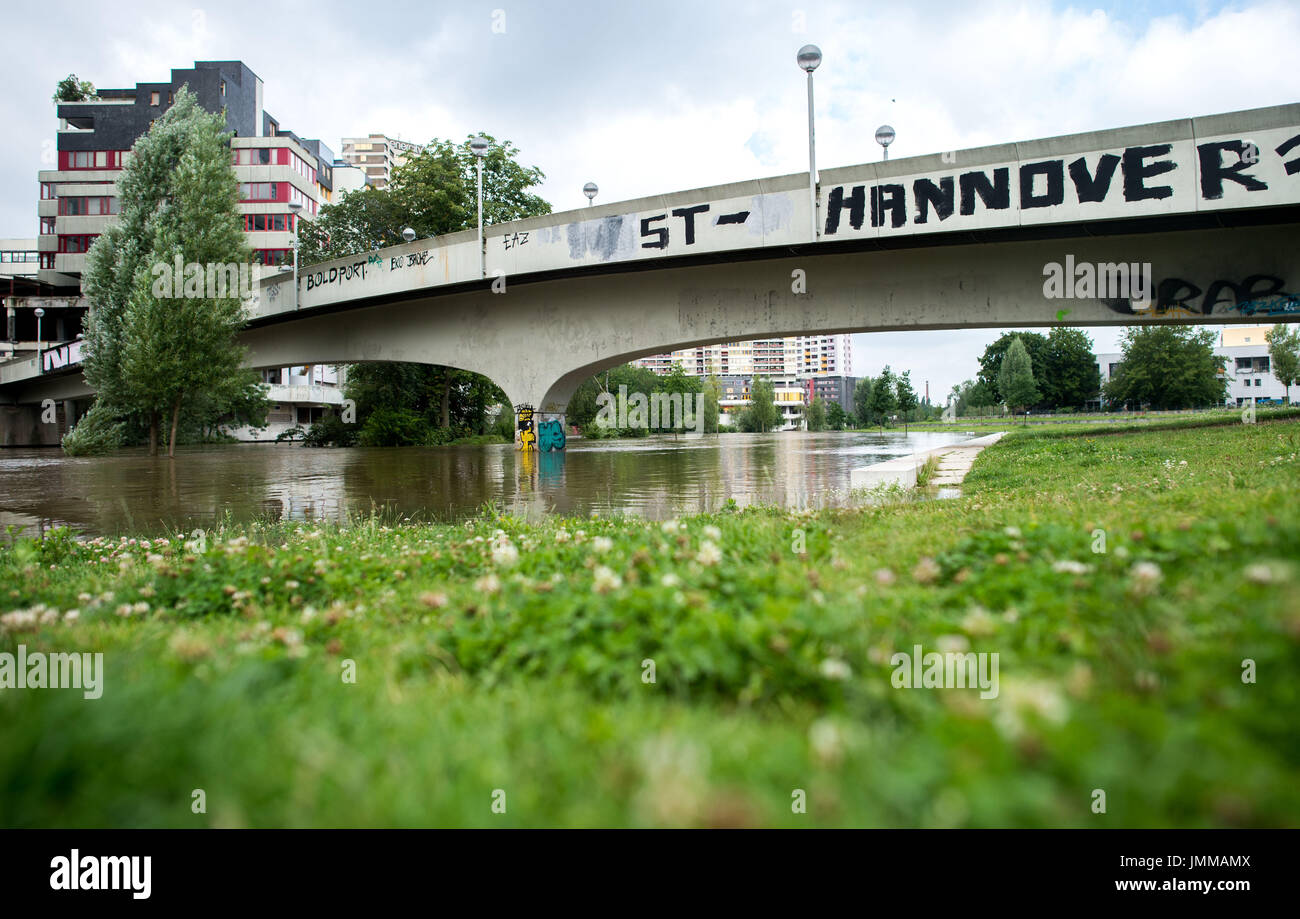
<box><xmin>57</xmin><ymin>234</ymin><xmax>99</xmax><ymax>254</ymax></box>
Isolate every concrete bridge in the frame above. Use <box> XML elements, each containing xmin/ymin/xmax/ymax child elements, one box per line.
<box><xmin>4</xmin><ymin>102</ymin><xmax>1299</xmax><ymax>447</ymax></box>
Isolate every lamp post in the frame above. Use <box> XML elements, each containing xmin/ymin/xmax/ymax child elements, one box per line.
<box><xmin>583</xmin><ymin>182</ymin><xmax>598</xmax><ymax>206</ymax></box>
<box><xmin>34</xmin><ymin>307</ymin><xmax>44</xmax><ymax>370</ymax></box>
<box><xmin>402</xmin><ymin>226</ymin><xmax>416</xmax><ymax>244</ymax></box>
<box><xmin>797</xmin><ymin>44</ymin><xmax>822</xmax><ymax>241</ymax></box>
<box><xmin>288</xmin><ymin>200</ymin><xmax>304</xmax><ymax>310</ymax></box>
<box><xmin>469</xmin><ymin>135</ymin><xmax>490</xmax><ymax>277</ymax></box>
<box><xmin>875</xmin><ymin>124</ymin><xmax>895</xmax><ymax>161</ymax></box>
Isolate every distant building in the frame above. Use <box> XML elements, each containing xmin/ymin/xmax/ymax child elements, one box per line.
<box><xmin>806</xmin><ymin>375</ymin><xmax>860</xmax><ymax>417</ymax></box>
<box><xmin>340</xmin><ymin>134</ymin><xmax>424</xmax><ymax>188</ymax></box>
<box><xmin>713</xmin><ymin>375</ymin><xmax>807</xmax><ymax>431</ymax></box>
<box><xmin>17</xmin><ymin>60</ymin><xmax>346</xmax><ymax>439</ymax></box>
<box><xmin>0</xmin><ymin>239</ymin><xmax>38</xmax><ymax>281</ymax></box>
<box><xmin>1095</xmin><ymin>326</ymin><xmax>1290</xmax><ymax>408</ymax></box>
<box><xmin>634</xmin><ymin>334</ymin><xmax>852</xmax><ymax>380</ymax></box>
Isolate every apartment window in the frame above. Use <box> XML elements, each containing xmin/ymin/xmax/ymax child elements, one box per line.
<box><xmin>150</xmin><ymin>91</ymin><xmax>160</xmax><ymax>106</ymax></box>
<box><xmin>253</xmin><ymin>249</ymin><xmax>292</xmax><ymax>267</ymax></box>
<box><xmin>220</xmin><ymin>80</ymin><xmax>226</xmax><ymax>97</ymax></box>
<box><xmin>66</xmin><ymin>150</ymin><xmax>123</xmax><ymax>170</ymax></box>
<box><xmin>57</xmin><ymin>234</ymin><xmax>98</xmax><ymax>254</ymax></box>
<box><xmin>41</xmin><ymin>182</ymin><xmax>57</xmax><ymax>199</ymax></box>
<box><xmin>39</xmin><ymin>253</ymin><xmax>55</xmax><ymax>269</ymax></box>
<box><xmin>40</xmin><ymin>217</ymin><xmax>56</xmax><ymax>234</ymax></box>
<box><xmin>240</xmin><ymin>182</ymin><xmax>280</xmax><ymax>201</ymax></box>
<box><xmin>60</xmin><ymin>196</ymin><xmax>119</xmax><ymax>216</ymax></box>
<box><xmin>233</xmin><ymin>147</ymin><xmax>273</xmax><ymax>166</ymax></box>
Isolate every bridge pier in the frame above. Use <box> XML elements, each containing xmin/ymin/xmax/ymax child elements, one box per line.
<box><xmin>514</xmin><ymin>404</ymin><xmax>566</xmax><ymax>452</ymax></box>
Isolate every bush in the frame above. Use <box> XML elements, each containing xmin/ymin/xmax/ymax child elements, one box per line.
<box><xmin>357</xmin><ymin>408</ymin><xmax>429</xmax><ymax>446</ymax></box>
<box><xmin>303</xmin><ymin>415</ymin><xmax>357</xmax><ymax>448</ymax></box>
<box><xmin>60</xmin><ymin>403</ymin><xmax>126</xmax><ymax>456</ymax></box>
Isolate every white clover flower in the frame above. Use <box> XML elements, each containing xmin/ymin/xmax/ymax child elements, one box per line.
<box><xmin>661</xmin><ymin>519</ymin><xmax>680</xmax><ymax>534</ymax></box>
<box><xmin>0</xmin><ymin>609</ymin><xmax>38</xmax><ymax>631</ymax></box>
<box><xmin>592</xmin><ymin>536</ymin><xmax>614</xmax><ymax>554</ymax></box>
<box><xmin>39</xmin><ymin>608</ymin><xmax>60</xmax><ymax>625</ymax></box>
<box><xmin>1051</xmin><ymin>560</ymin><xmax>1092</xmax><ymax>575</ymax></box>
<box><xmin>703</xmin><ymin>525</ymin><xmax>722</xmax><ymax>541</ymax></box>
<box><xmin>696</xmin><ymin>542</ymin><xmax>723</xmax><ymax>566</ymax></box>
<box><xmin>554</xmin><ymin>529</ymin><xmax>572</xmax><ymax>544</ymax></box>
<box><xmin>660</xmin><ymin>572</ymin><xmax>681</xmax><ymax>588</ymax></box>
<box><xmin>874</xmin><ymin>568</ymin><xmax>897</xmax><ymax>587</ymax></box>
<box><xmin>592</xmin><ymin>566</ymin><xmax>622</xmax><ymax>594</ymax></box>
<box><xmin>63</xmin><ymin>609</ymin><xmax>80</xmax><ymax>623</ymax></box>
<box><xmin>1130</xmin><ymin>561</ymin><xmax>1162</xmax><ymax>585</ymax></box>
<box><xmin>1004</xmin><ymin>526</ymin><xmax>1022</xmax><ymax>538</ymax></box>
<box><xmin>474</xmin><ymin>573</ymin><xmax>501</xmax><ymax>595</ymax></box>
<box><xmin>819</xmin><ymin>658</ymin><xmax>852</xmax><ymax>680</ymax></box>
<box><xmin>491</xmin><ymin>541</ymin><xmax>519</xmax><ymax>568</ymax></box>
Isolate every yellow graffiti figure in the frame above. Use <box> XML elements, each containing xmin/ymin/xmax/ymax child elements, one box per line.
<box><xmin>516</xmin><ymin>405</ymin><xmax>537</xmax><ymax>452</ymax></box>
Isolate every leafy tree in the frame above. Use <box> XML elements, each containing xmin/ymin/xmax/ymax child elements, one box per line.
<box><xmin>979</xmin><ymin>332</ymin><xmax>1049</xmax><ymax>406</ymax></box>
<box><xmin>895</xmin><ymin>370</ymin><xmax>918</xmax><ymax>423</ymax></box>
<box><xmin>952</xmin><ymin>378</ymin><xmax>996</xmax><ymax>416</ymax></box>
<box><xmin>53</xmin><ymin>74</ymin><xmax>96</xmax><ymax>104</ymax></box>
<box><xmin>738</xmin><ymin>377</ymin><xmax>782</xmax><ymax>432</ymax></box>
<box><xmin>998</xmin><ymin>337</ymin><xmax>1041</xmax><ymax>418</ymax></box>
<box><xmin>1040</xmin><ymin>327</ymin><xmax>1102</xmax><ymax>409</ymax></box>
<box><xmin>1267</xmin><ymin>325</ymin><xmax>1300</xmax><ymax>404</ymax></box>
<box><xmin>867</xmin><ymin>366</ymin><xmax>898</xmax><ymax>426</ymax></box>
<box><xmin>299</xmin><ymin>134</ymin><xmax>550</xmax><ymax>266</ymax></box>
<box><xmin>1103</xmin><ymin>326</ymin><xmax>1226</xmax><ymax>410</ymax></box>
<box><xmin>852</xmin><ymin>377</ymin><xmax>873</xmax><ymax>427</ymax></box>
<box><xmin>805</xmin><ymin>397</ymin><xmax>827</xmax><ymax>431</ymax></box>
<box><xmin>825</xmin><ymin>401</ymin><xmax>847</xmax><ymax>430</ymax></box>
<box><xmin>80</xmin><ymin>87</ymin><xmax>264</xmax><ymax>456</ymax></box>
<box><xmin>702</xmin><ymin>375</ymin><xmax>722</xmax><ymax>433</ymax></box>
<box><xmin>344</xmin><ymin>363</ymin><xmax>508</xmax><ymax>445</ymax></box>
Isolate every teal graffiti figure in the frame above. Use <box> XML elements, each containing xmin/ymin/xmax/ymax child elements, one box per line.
<box><xmin>538</xmin><ymin>418</ymin><xmax>566</xmax><ymax>452</ymax></box>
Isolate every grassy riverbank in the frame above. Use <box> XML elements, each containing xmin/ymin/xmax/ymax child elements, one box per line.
<box><xmin>2</xmin><ymin>419</ymin><xmax>1298</xmax><ymax>827</ymax></box>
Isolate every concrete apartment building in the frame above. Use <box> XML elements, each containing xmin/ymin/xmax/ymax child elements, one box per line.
<box><xmin>635</xmin><ymin>334</ymin><xmax>855</xmax><ymax>428</ymax></box>
<box><xmin>1096</xmin><ymin>326</ymin><xmax>1292</xmax><ymax>408</ymax></box>
<box><xmin>16</xmin><ymin>60</ymin><xmax>348</xmax><ymax>440</ymax></box>
<box><xmin>339</xmin><ymin>134</ymin><xmax>424</xmax><ymax>188</ymax></box>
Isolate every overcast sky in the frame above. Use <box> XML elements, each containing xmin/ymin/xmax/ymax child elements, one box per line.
<box><xmin>4</xmin><ymin>0</ymin><xmax>1298</xmax><ymax>395</ymax></box>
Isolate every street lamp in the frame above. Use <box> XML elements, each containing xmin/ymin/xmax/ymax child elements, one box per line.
<box><xmin>469</xmin><ymin>135</ymin><xmax>490</xmax><ymax>278</ymax></box>
<box><xmin>797</xmin><ymin>44</ymin><xmax>822</xmax><ymax>240</ymax></box>
<box><xmin>402</xmin><ymin>226</ymin><xmax>416</xmax><ymax>244</ymax></box>
<box><xmin>875</xmin><ymin>124</ymin><xmax>896</xmax><ymax>161</ymax></box>
<box><xmin>288</xmin><ymin>200</ymin><xmax>304</xmax><ymax>310</ymax></box>
<box><xmin>34</xmin><ymin>307</ymin><xmax>44</xmax><ymax>368</ymax></box>
<box><xmin>583</xmin><ymin>182</ymin><xmax>598</xmax><ymax>206</ymax></box>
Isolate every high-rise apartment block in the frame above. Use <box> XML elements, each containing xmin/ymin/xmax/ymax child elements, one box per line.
<box><xmin>339</xmin><ymin>135</ymin><xmax>424</xmax><ymax>188</ymax></box>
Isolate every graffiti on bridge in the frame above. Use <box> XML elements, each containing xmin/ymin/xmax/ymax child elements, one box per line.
<box><xmin>1102</xmin><ymin>274</ymin><xmax>1298</xmax><ymax>318</ymax></box>
<box><xmin>538</xmin><ymin>418</ymin><xmax>566</xmax><ymax>452</ymax></box>
<box><xmin>516</xmin><ymin>404</ymin><xmax>537</xmax><ymax>452</ymax></box>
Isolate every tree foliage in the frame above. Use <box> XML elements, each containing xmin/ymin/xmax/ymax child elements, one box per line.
<box><xmin>867</xmin><ymin>366</ymin><xmax>899</xmax><ymax>426</ymax></box>
<box><xmin>1103</xmin><ymin>326</ymin><xmax>1226</xmax><ymax>410</ymax></box>
<box><xmin>737</xmin><ymin>377</ymin><xmax>782</xmax><ymax>433</ymax></box>
<box><xmin>998</xmin><ymin>337</ymin><xmax>1041</xmax><ymax>416</ymax></box>
<box><xmin>53</xmin><ymin>74</ymin><xmax>96</xmax><ymax>103</ymax></box>
<box><xmin>79</xmin><ymin>87</ymin><xmax>266</xmax><ymax>456</ymax></box>
<box><xmin>804</xmin><ymin>396</ymin><xmax>827</xmax><ymax>431</ymax></box>
<box><xmin>1267</xmin><ymin>325</ymin><xmax>1300</xmax><ymax>403</ymax></box>
<box><xmin>343</xmin><ymin>363</ymin><xmax>509</xmax><ymax>446</ymax></box>
<box><xmin>298</xmin><ymin>134</ymin><xmax>550</xmax><ymax>266</ymax></box>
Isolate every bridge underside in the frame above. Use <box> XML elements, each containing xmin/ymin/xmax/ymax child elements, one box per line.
<box><xmin>7</xmin><ymin>222</ymin><xmax>1299</xmax><ymax>444</ymax></box>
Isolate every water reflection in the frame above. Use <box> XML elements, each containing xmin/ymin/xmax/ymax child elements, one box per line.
<box><xmin>0</xmin><ymin>431</ymin><xmax>970</xmax><ymax>537</ymax></box>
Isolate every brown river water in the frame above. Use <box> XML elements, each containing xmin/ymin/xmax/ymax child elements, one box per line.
<box><xmin>0</xmin><ymin>431</ymin><xmax>971</xmax><ymax>537</ymax></box>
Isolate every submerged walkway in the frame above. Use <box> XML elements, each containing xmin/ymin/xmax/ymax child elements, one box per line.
<box><xmin>850</xmin><ymin>432</ymin><xmax>1007</xmax><ymax>490</ymax></box>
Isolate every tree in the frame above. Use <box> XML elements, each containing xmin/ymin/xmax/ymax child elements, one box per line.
<box><xmin>738</xmin><ymin>377</ymin><xmax>782</xmax><ymax>432</ymax></box>
<box><xmin>299</xmin><ymin>134</ymin><xmax>550</xmax><ymax>266</ymax></box>
<box><xmin>80</xmin><ymin>87</ymin><xmax>264</xmax><ymax>457</ymax></box>
<box><xmin>895</xmin><ymin>370</ymin><xmax>918</xmax><ymax>426</ymax></box>
<box><xmin>702</xmin><ymin>375</ymin><xmax>722</xmax><ymax>433</ymax></box>
<box><xmin>1103</xmin><ymin>326</ymin><xmax>1226</xmax><ymax>410</ymax></box>
<box><xmin>998</xmin><ymin>337</ymin><xmax>1041</xmax><ymax>418</ymax></box>
<box><xmin>825</xmin><ymin>401</ymin><xmax>847</xmax><ymax>430</ymax></box>
<box><xmin>805</xmin><ymin>396</ymin><xmax>827</xmax><ymax>431</ymax></box>
<box><xmin>1040</xmin><ymin>327</ymin><xmax>1102</xmax><ymax>409</ymax></box>
<box><xmin>1267</xmin><ymin>325</ymin><xmax>1300</xmax><ymax>404</ymax></box>
<box><xmin>852</xmin><ymin>377</ymin><xmax>874</xmax><ymax>427</ymax></box>
<box><xmin>979</xmin><ymin>332</ymin><xmax>1049</xmax><ymax>406</ymax></box>
<box><xmin>344</xmin><ymin>363</ymin><xmax>508</xmax><ymax>445</ymax></box>
<box><xmin>53</xmin><ymin>74</ymin><xmax>96</xmax><ymax>104</ymax></box>
<box><xmin>867</xmin><ymin>366</ymin><xmax>898</xmax><ymax>426</ymax></box>
<box><xmin>952</xmin><ymin>379</ymin><xmax>996</xmax><ymax>416</ymax></box>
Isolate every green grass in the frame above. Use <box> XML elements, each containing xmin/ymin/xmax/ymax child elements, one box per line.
<box><xmin>2</xmin><ymin>420</ymin><xmax>1298</xmax><ymax>827</ymax></box>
